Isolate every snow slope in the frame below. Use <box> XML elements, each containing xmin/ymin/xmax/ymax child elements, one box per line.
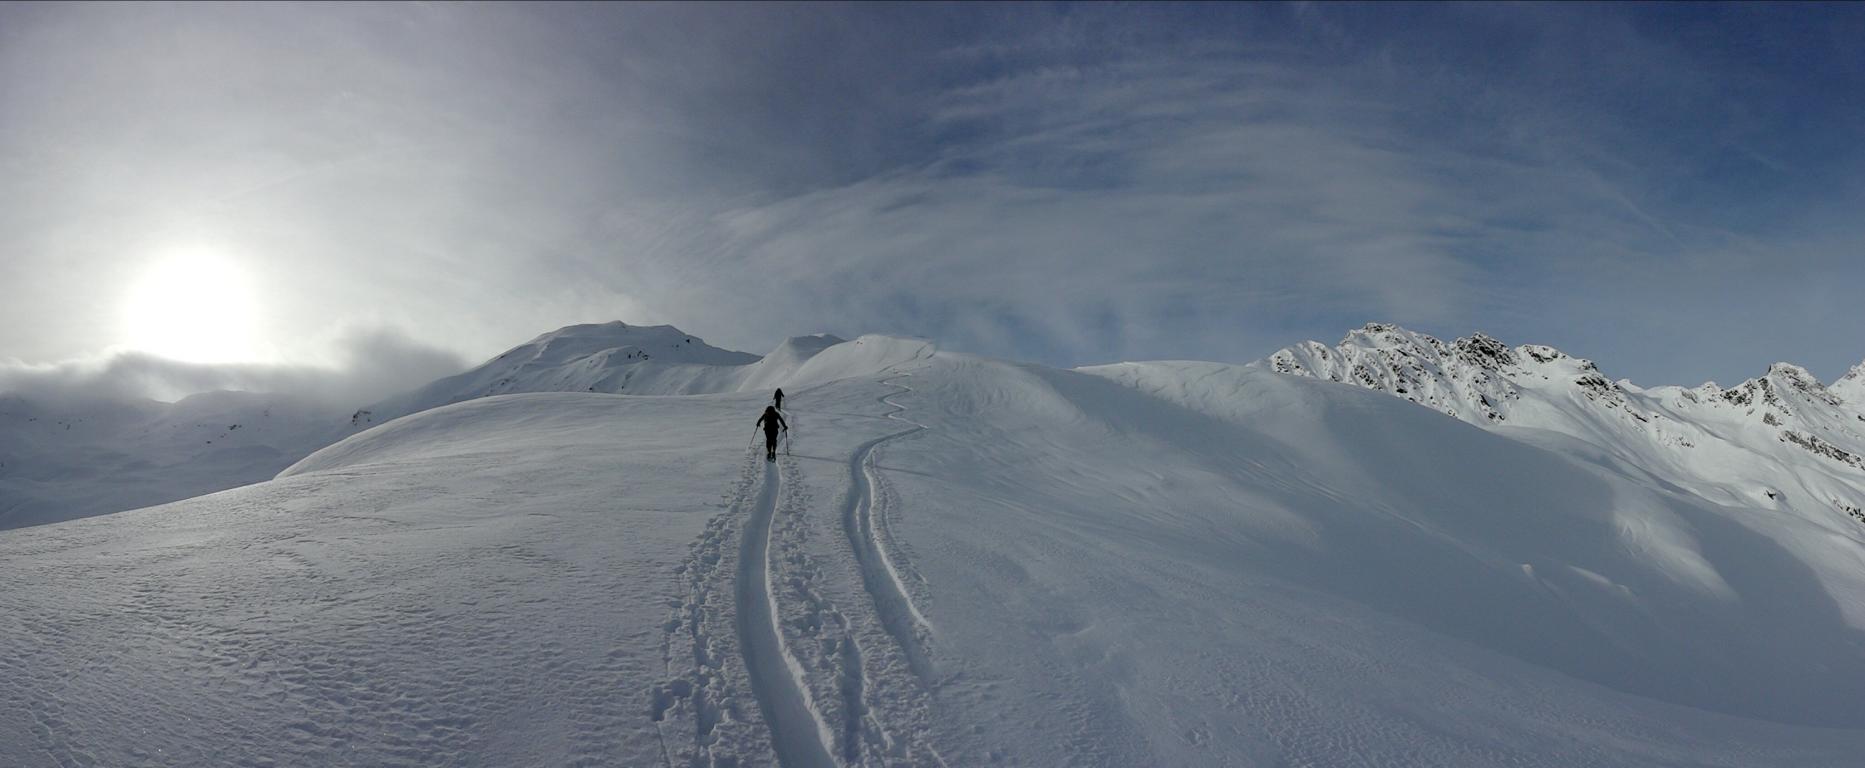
<box><xmin>0</xmin><ymin>323</ymin><xmax>851</xmax><ymax>529</ymax></box>
<box><xmin>1262</xmin><ymin>324</ymin><xmax>1865</xmax><ymax>515</ymax></box>
<box><xmin>6</xmin><ymin>335</ymin><xmax>1865</xmax><ymax>766</ymax></box>
<box><xmin>0</xmin><ymin>391</ymin><xmax>344</xmax><ymax>529</ymax></box>
<box><xmin>1258</xmin><ymin>323</ymin><xmax>1865</xmax><ymax>620</ymax></box>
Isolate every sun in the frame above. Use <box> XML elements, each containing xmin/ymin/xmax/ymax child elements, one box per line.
<box><xmin>120</xmin><ymin>247</ymin><xmax>265</xmax><ymax>364</ymax></box>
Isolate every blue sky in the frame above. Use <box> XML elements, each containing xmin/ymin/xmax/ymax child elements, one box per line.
<box><xmin>2</xmin><ymin>2</ymin><xmax>1863</xmax><ymax>401</ymax></box>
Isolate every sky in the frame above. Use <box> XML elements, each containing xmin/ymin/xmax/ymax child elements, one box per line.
<box><xmin>3</xmin><ymin>2</ymin><xmax>1864</xmax><ymax>404</ymax></box>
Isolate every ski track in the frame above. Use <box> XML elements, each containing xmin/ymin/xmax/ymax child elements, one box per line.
<box><xmin>843</xmin><ymin>375</ymin><xmax>935</xmax><ymax>682</ymax></box>
<box><xmin>656</xmin><ymin>368</ymin><xmax>946</xmax><ymax>767</ymax></box>
<box><xmin>762</xmin><ymin>371</ymin><xmax>948</xmax><ymax>766</ymax></box>
<box><xmin>738</xmin><ymin>458</ymin><xmax>840</xmax><ymax>768</ymax></box>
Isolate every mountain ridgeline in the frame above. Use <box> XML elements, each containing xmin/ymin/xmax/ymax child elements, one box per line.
<box><xmin>1263</xmin><ymin>323</ymin><xmax>1865</xmax><ymax>526</ymax></box>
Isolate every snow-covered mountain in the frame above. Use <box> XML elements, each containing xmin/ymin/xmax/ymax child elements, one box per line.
<box><xmin>1263</xmin><ymin>322</ymin><xmax>1865</xmax><ymax>528</ymax></box>
<box><xmin>7</xmin><ymin>329</ymin><xmax>1865</xmax><ymax>765</ymax></box>
<box><xmin>353</xmin><ymin>322</ymin><xmax>751</xmax><ymax>428</ymax></box>
<box><xmin>2</xmin><ymin>323</ymin><xmax>865</xmax><ymax>528</ymax></box>
<box><xmin>348</xmin><ymin>322</ymin><xmax>858</xmax><ymax>430</ymax></box>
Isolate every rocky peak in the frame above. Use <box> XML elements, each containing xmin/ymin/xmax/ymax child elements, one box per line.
<box><xmin>1841</xmin><ymin>361</ymin><xmax>1865</xmax><ymax>384</ymax></box>
<box><xmin>1718</xmin><ymin>377</ymin><xmax>1777</xmax><ymax>409</ymax></box>
<box><xmin>1265</xmin><ymin>325</ymin><xmax>1865</xmax><ymax>526</ymax></box>
<box><xmin>1341</xmin><ymin>323</ymin><xmax>1442</xmax><ymax>354</ymax></box>
<box><xmin>1766</xmin><ymin>362</ymin><xmax>1841</xmax><ymax>407</ymax></box>
<box><xmin>1830</xmin><ymin>360</ymin><xmax>1865</xmax><ymax>410</ymax></box>
<box><xmin>1716</xmin><ymin>363</ymin><xmax>1844</xmax><ymax>413</ymax></box>
<box><xmin>1260</xmin><ymin>324</ymin><xmax>1664</xmax><ymax>430</ymax></box>
<box><xmin>1453</xmin><ymin>333</ymin><xmax>1517</xmax><ymax>369</ymax></box>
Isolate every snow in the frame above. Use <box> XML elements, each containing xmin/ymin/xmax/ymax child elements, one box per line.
<box><xmin>0</xmin><ymin>325</ymin><xmax>860</xmax><ymax>529</ymax></box>
<box><xmin>349</xmin><ymin>322</ymin><xmax>763</xmax><ymax>429</ymax></box>
<box><xmin>1831</xmin><ymin>360</ymin><xmax>1865</xmax><ymax>406</ymax></box>
<box><xmin>352</xmin><ymin>323</ymin><xmax>867</xmax><ymax>431</ymax></box>
<box><xmin>1259</xmin><ymin>324</ymin><xmax>1865</xmax><ymax>626</ymax></box>
<box><xmin>0</xmin><ymin>390</ymin><xmax>343</xmax><ymax>529</ymax></box>
<box><xmin>7</xmin><ymin>329</ymin><xmax>1865</xmax><ymax>765</ymax></box>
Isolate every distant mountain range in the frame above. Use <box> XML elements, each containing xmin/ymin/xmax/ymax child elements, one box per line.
<box><xmin>1264</xmin><ymin>323</ymin><xmax>1865</xmax><ymax>528</ymax></box>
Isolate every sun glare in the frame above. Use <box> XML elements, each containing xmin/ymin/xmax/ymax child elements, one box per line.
<box><xmin>120</xmin><ymin>247</ymin><xmax>265</xmax><ymax>364</ymax></box>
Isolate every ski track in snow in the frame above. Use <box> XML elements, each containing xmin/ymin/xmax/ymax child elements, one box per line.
<box><xmin>737</xmin><ymin>458</ymin><xmax>840</xmax><ymax>768</ymax></box>
<box><xmin>843</xmin><ymin>375</ymin><xmax>935</xmax><ymax>681</ymax></box>
<box><xmin>816</xmin><ymin>371</ymin><xmax>951</xmax><ymax>767</ymax></box>
<box><xmin>657</xmin><ymin>369</ymin><xmax>948</xmax><ymax>767</ymax></box>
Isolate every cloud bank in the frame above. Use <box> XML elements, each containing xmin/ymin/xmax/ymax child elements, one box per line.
<box><xmin>0</xmin><ymin>327</ymin><xmax>466</xmax><ymax>406</ymax></box>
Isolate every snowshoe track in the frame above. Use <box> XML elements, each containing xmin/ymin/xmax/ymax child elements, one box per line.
<box><xmin>651</xmin><ymin>452</ymin><xmax>768</xmax><ymax>766</ymax></box>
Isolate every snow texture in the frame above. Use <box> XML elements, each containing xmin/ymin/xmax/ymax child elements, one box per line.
<box><xmin>0</xmin><ymin>390</ymin><xmax>344</xmax><ymax>529</ymax></box>
<box><xmin>4</xmin><ymin>326</ymin><xmax>1865</xmax><ymax>766</ymax></box>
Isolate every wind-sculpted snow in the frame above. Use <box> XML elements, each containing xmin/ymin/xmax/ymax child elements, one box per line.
<box><xmin>7</xmin><ymin>336</ymin><xmax>1865</xmax><ymax>765</ymax></box>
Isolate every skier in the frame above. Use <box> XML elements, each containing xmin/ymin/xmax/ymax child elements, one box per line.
<box><xmin>773</xmin><ymin>388</ymin><xmax>785</xmax><ymax>411</ymax></box>
<box><xmin>756</xmin><ymin>405</ymin><xmax>788</xmax><ymax>462</ymax></box>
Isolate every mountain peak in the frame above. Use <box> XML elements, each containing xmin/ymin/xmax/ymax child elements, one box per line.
<box><xmin>344</xmin><ymin>325</ymin><xmax>913</xmax><ymax>432</ymax></box>
<box><xmin>1266</xmin><ymin>323</ymin><xmax>1646</xmax><ymax>425</ymax></box>
<box><xmin>1834</xmin><ymin>360</ymin><xmax>1865</xmax><ymax>411</ymax></box>
<box><xmin>347</xmin><ymin>321</ymin><xmax>761</xmax><ymax>428</ymax></box>
<box><xmin>1710</xmin><ymin>362</ymin><xmax>1843</xmax><ymax>411</ymax></box>
<box><xmin>1340</xmin><ymin>322</ymin><xmax>1441</xmax><ymax>351</ymax></box>
<box><xmin>1268</xmin><ymin>324</ymin><xmax>1544</xmax><ymax>422</ymax></box>
<box><xmin>1264</xmin><ymin>324</ymin><xmax>1865</xmax><ymax>484</ymax></box>
<box><xmin>1843</xmin><ymin>360</ymin><xmax>1865</xmax><ymax>382</ymax></box>
<box><xmin>1767</xmin><ymin>361</ymin><xmax>1819</xmax><ymax>381</ymax></box>
<box><xmin>508</xmin><ymin>322</ymin><xmax>756</xmax><ymax>368</ymax></box>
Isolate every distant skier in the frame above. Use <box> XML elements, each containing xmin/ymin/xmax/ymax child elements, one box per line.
<box><xmin>756</xmin><ymin>405</ymin><xmax>788</xmax><ymax>462</ymax></box>
<box><xmin>773</xmin><ymin>388</ymin><xmax>785</xmax><ymax>411</ymax></box>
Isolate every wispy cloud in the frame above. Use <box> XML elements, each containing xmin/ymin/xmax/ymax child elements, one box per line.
<box><xmin>3</xmin><ymin>3</ymin><xmax>1863</xmax><ymax>392</ymax></box>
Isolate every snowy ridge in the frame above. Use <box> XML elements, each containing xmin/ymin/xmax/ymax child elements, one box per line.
<box><xmin>350</xmin><ymin>322</ymin><xmax>764</xmax><ymax>428</ymax></box>
<box><xmin>1831</xmin><ymin>361</ymin><xmax>1865</xmax><ymax>406</ymax></box>
<box><xmin>350</xmin><ymin>322</ymin><xmax>872</xmax><ymax>431</ymax></box>
<box><xmin>1261</xmin><ymin>323</ymin><xmax>1865</xmax><ymax>531</ymax></box>
<box><xmin>1263</xmin><ymin>322</ymin><xmax>1650</xmax><ymax>425</ymax></box>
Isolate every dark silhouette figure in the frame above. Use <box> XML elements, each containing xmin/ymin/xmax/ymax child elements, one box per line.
<box><xmin>757</xmin><ymin>405</ymin><xmax>788</xmax><ymax>462</ymax></box>
<box><xmin>774</xmin><ymin>388</ymin><xmax>785</xmax><ymax>410</ymax></box>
